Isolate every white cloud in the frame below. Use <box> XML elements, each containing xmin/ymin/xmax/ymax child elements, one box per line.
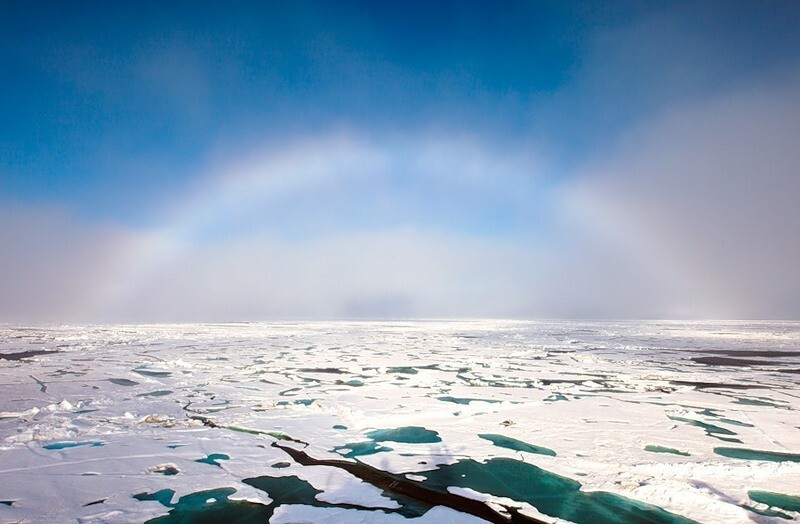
<box><xmin>568</xmin><ymin>68</ymin><xmax>800</xmax><ymax>319</ymax></box>
<box><xmin>94</xmin><ymin>228</ymin><xmax>527</xmax><ymax>321</ymax></box>
<box><xmin>0</xmin><ymin>202</ymin><xmax>135</xmax><ymax>323</ymax></box>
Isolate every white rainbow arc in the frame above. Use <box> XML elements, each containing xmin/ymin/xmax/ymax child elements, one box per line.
<box><xmin>85</xmin><ymin>131</ymin><xmax>727</xmax><ymax>321</ymax></box>
<box><xmin>91</xmin><ymin>132</ymin><xmax>388</xmax><ymax>317</ymax></box>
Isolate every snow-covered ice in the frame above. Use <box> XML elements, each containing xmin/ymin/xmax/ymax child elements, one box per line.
<box><xmin>0</xmin><ymin>320</ymin><xmax>798</xmax><ymax>523</ymax></box>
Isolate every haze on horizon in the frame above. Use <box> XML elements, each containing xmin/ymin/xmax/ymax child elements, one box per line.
<box><xmin>1</xmin><ymin>1</ymin><xmax>800</xmax><ymax>323</ymax></box>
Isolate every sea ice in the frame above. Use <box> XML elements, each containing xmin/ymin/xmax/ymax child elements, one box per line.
<box><xmin>0</xmin><ymin>320</ymin><xmax>798</xmax><ymax>523</ymax></box>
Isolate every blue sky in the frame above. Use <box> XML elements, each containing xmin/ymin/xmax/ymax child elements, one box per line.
<box><xmin>2</xmin><ymin>1</ymin><xmax>800</xmax><ymax>322</ymax></box>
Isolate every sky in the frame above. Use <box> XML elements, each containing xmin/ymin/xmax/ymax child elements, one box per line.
<box><xmin>1</xmin><ymin>0</ymin><xmax>800</xmax><ymax>322</ymax></box>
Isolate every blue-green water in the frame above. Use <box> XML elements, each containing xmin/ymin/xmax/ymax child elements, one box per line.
<box><xmin>137</xmin><ymin>390</ymin><xmax>173</xmax><ymax>397</ymax></box>
<box><xmin>334</xmin><ymin>441</ymin><xmax>393</xmax><ymax>458</ymax></box>
<box><xmin>244</xmin><ymin>473</ymin><xmax>431</xmax><ymax>519</ymax></box>
<box><xmin>135</xmin><ymin>487</ymin><xmax>271</xmax><ymax>523</ymax></box>
<box><xmin>644</xmin><ymin>445</ymin><xmax>690</xmax><ymax>456</ymax></box>
<box><xmin>667</xmin><ymin>415</ymin><xmax>742</xmax><ymax>442</ymax></box>
<box><xmin>195</xmin><ymin>453</ymin><xmax>230</xmax><ymax>467</ymax></box>
<box><xmin>437</xmin><ymin>396</ymin><xmax>502</xmax><ymax>405</ymax></box>
<box><xmin>748</xmin><ymin>490</ymin><xmax>800</xmax><ymax>512</ymax></box>
<box><xmin>417</xmin><ymin>457</ymin><xmax>696</xmax><ymax>524</ymax></box>
<box><xmin>714</xmin><ymin>447</ymin><xmax>800</xmax><ymax>462</ymax></box>
<box><xmin>479</xmin><ymin>433</ymin><xmax>557</xmax><ymax>456</ymax></box>
<box><xmin>108</xmin><ymin>378</ymin><xmax>138</xmax><ymax>386</ymax></box>
<box><xmin>42</xmin><ymin>441</ymin><xmax>103</xmax><ymax>450</ymax></box>
<box><xmin>365</xmin><ymin>426</ymin><xmax>441</xmax><ymax>443</ymax></box>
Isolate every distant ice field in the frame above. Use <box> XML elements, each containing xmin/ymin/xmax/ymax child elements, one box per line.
<box><xmin>0</xmin><ymin>320</ymin><xmax>798</xmax><ymax>523</ymax></box>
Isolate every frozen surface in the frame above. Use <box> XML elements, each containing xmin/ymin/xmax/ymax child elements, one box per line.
<box><xmin>0</xmin><ymin>320</ymin><xmax>799</xmax><ymax>523</ymax></box>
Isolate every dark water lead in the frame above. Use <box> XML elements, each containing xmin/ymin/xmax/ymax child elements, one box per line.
<box><xmin>479</xmin><ymin>434</ymin><xmax>557</xmax><ymax>456</ymax></box>
<box><xmin>692</xmin><ymin>356</ymin><xmax>772</xmax><ymax>367</ymax></box>
<box><xmin>714</xmin><ymin>447</ymin><xmax>800</xmax><ymax>462</ymax></box>
<box><xmin>692</xmin><ymin>349</ymin><xmax>800</xmax><ymax>357</ymax></box>
<box><xmin>669</xmin><ymin>380</ymin><xmax>758</xmax><ymax>390</ymax></box>
<box><xmin>0</xmin><ymin>349</ymin><xmax>59</xmax><ymax>360</ymax></box>
<box><xmin>644</xmin><ymin>445</ymin><xmax>690</xmax><ymax>457</ymax></box>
